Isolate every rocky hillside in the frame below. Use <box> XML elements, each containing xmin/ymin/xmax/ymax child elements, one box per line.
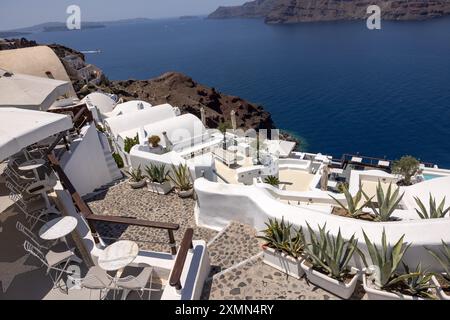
<box><xmin>86</xmin><ymin>73</ymin><xmax>275</xmax><ymax>130</ymax></box>
<box><xmin>1</xmin><ymin>38</ymin><xmax>277</xmax><ymax>132</ymax></box>
<box><xmin>209</xmin><ymin>0</ymin><xmax>450</xmax><ymax>24</ymax></box>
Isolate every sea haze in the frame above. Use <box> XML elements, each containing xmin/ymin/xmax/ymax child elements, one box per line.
<box><xmin>28</xmin><ymin>18</ymin><xmax>450</xmax><ymax>167</ymax></box>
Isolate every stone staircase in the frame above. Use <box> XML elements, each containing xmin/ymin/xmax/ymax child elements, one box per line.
<box><xmin>201</xmin><ymin>221</ymin><xmax>262</xmax><ymax>299</ymax></box>
<box><xmin>201</xmin><ymin>221</ymin><xmax>366</xmax><ymax>300</ymax></box>
<box><xmin>104</xmin><ymin>149</ymin><xmax>123</xmax><ymax>181</ymax></box>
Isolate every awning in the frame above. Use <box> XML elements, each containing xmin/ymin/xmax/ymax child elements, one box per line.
<box><xmin>0</xmin><ymin>108</ymin><xmax>72</xmax><ymax>161</ymax></box>
<box><xmin>0</xmin><ymin>69</ymin><xmax>72</xmax><ymax>111</ymax></box>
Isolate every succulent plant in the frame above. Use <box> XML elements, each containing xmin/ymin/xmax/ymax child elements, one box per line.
<box><xmin>362</xmin><ymin>229</ymin><xmax>410</xmax><ymax>289</ymax></box>
<box><xmin>388</xmin><ymin>263</ymin><xmax>436</xmax><ymax>299</ymax></box>
<box><xmin>303</xmin><ymin>223</ymin><xmax>364</xmax><ymax>281</ymax></box>
<box><xmin>426</xmin><ymin>241</ymin><xmax>450</xmax><ymax>286</ymax></box>
<box><xmin>145</xmin><ymin>163</ymin><xmax>169</xmax><ymax>184</ymax></box>
<box><xmin>330</xmin><ymin>182</ymin><xmax>372</xmax><ymax>218</ymax></box>
<box><xmin>415</xmin><ymin>194</ymin><xmax>450</xmax><ymax>219</ymax></box>
<box><xmin>264</xmin><ymin>176</ymin><xmax>280</xmax><ymax>187</ymax></box>
<box><xmin>128</xmin><ymin>165</ymin><xmax>144</xmax><ymax>182</ymax></box>
<box><xmin>363</xmin><ymin>181</ymin><xmax>404</xmax><ymax>222</ymax></box>
<box><xmin>170</xmin><ymin>163</ymin><xmax>193</xmax><ymax>191</ymax></box>
<box><xmin>258</xmin><ymin>218</ymin><xmax>305</xmax><ymax>259</ymax></box>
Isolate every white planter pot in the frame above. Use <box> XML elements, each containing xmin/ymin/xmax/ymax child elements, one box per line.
<box><xmin>432</xmin><ymin>275</ymin><xmax>450</xmax><ymax>300</ymax></box>
<box><xmin>300</xmin><ymin>260</ymin><xmax>359</xmax><ymax>299</ymax></box>
<box><xmin>128</xmin><ymin>180</ymin><xmax>146</xmax><ymax>189</ymax></box>
<box><xmin>178</xmin><ymin>188</ymin><xmax>194</xmax><ymax>198</ymax></box>
<box><xmin>262</xmin><ymin>247</ymin><xmax>304</xmax><ymax>279</ymax></box>
<box><xmin>362</xmin><ymin>274</ymin><xmax>426</xmax><ymax>300</ymax></box>
<box><xmin>147</xmin><ymin>180</ymin><xmax>172</xmax><ymax>195</ymax></box>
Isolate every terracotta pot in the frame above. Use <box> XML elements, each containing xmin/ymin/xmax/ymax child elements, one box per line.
<box><xmin>128</xmin><ymin>179</ymin><xmax>146</xmax><ymax>189</ymax></box>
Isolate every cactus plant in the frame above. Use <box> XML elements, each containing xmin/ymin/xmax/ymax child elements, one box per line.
<box><xmin>330</xmin><ymin>183</ymin><xmax>372</xmax><ymax>218</ymax></box>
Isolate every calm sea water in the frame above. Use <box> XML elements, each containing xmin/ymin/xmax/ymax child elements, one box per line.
<box><xmin>29</xmin><ymin>18</ymin><xmax>450</xmax><ymax>167</ymax></box>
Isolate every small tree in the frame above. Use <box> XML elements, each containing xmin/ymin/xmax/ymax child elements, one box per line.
<box><xmin>124</xmin><ymin>133</ymin><xmax>139</xmax><ymax>153</ymax></box>
<box><xmin>218</xmin><ymin>121</ymin><xmax>231</xmax><ymax>150</ymax></box>
<box><xmin>392</xmin><ymin>156</ymin><xmax>420</xmax><ymax>186</ymax></box>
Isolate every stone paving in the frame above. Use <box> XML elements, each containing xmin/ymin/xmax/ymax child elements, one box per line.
<box><xmin>86</xmin><ymin>181</ymin><xmax>366</xmax><ymax>300</ymax></box>
<box><xmin>203</xmin><ymin>256</ymin><xmax>366</xmax><ymax>300</ymax></box>
<box><xmin>86</xmin><ymin>181</ymin><xmax>218</xmax><ymax>253</ymax></box>
<box><xmin>207</xmin><ymin>221</ymin><xmax>261</xmax><ymax>274</ymax></box>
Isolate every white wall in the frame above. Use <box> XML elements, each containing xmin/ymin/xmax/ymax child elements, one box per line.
<box><xmin>195</xmin><ymin>178</ymin><xmax>450</xmax><ymax>272</ymax></box>
<box><xmin>61</xmin><ymin>125</ymin><xmax>113</xmax><ymax>196</ymax></box>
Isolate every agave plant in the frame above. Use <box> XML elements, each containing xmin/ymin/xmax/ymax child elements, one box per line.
<box><xmin>257</xmin><ymin>218</ymin><xmax>305</xmax><ymax>259</ymax></box>
<box><xmin>363</xmin><ymin>229</ymin><xmax>410</xmax><ymax>289</ymax></box>
<box><xmin>170</xmin><ymin>163</ymin><xmax>193</xmax><ymax>191</ymax></box>
<box><xmin>390</xmin><ymin>263</ymin><xmax>436</xmax><ymax>299</ymax></box>
<box><xmin>330</xmin><ymin>183</ymin><xmax>372</xmax><ymax>218</ymax></box>
<box><xmin>128</xmin><ymin>165</ymin><xmax>145</xmax><ymax>182</ymax></box>
<box><xmin>145</xmin><ymin>163</ymin><xmax>169</xmax><ymax>184</ymax></box>
<box><xmin>303</xmin><ymin>223</ymin><xmax>365</xmax><ymax>281</ymax></box>
<box><xmin>426</xmin><ymin>241</ymin><xmax>450</xmax><ymax>286</ymax></box>
<box><xmin>264</xmin><ymin>176</ymin><xmax>280</xmax><ymax>187</ymax></box>
<box><xmin>415</xmin><ymin>194</ymin><xmax>450</xmax><ymax>219</ymax></box>
<box><xmin>363</xmin><ymin>181</ymin><xmax>404</xmax><ymax>222</ymax></box>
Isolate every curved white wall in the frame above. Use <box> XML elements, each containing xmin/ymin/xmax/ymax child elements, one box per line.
<box><xmin>195</xmin><ymin>178</ymin><xmax>450</xmax><ymax>271</ymax></box>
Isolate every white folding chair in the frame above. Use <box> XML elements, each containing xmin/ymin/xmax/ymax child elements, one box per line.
<box><xmin>115</xmin><ymin>266</ymin><xmax>159</xmax><ymax>300</ymax></box>
<box><xmin>23</xmin><ymin>240</ymin><xmax>82</xmax><ymax>290</ymax></box>
<box><xmin>9</xmin><ymin>192</ymin><xmax>47</xmax><ymax>230</ymax></box>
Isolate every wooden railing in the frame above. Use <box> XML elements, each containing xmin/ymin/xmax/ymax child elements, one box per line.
<box><xmin>341</xmin><ymin>153</ymin><xmax>435</xmax><ymax>170</ymax></box>
<box><xmin>48</xmin><ymin>103</ymin><xmax>93</xmax><ymax>134</ymax></box>
<box><xmin>47</xmin><ymin>153</ymin><xmax>180</xmax><ymax>255</ymax></box>
<box><xmin>169</xmin><ymin>228</ymin><xmax>194</xmax><ymax>291</ymax></box>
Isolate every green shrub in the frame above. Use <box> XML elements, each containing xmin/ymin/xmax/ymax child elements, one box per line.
<box><xmin>112</xmin><ymin>153</ymin><xmax>124</xmax><ymax>168</ymax></box>
<box><xmin>124</xmin><ymin>134</ymin><xmax>139</xmax><ymax>153</ymax></box>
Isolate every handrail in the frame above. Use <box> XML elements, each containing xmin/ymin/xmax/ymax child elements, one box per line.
<box><xmin>212</xmin><ymin>169</ymin><xmax>230</xmax><ymax>184</ymax></box>
<box><xmin>47</xmin><ymin>153</ymin><xmax>180</xmax><ymax>254</ymax></box>
<box><xmin>169</xmin><ymin>228</ymin><xmax>194</xmax><ymax>291</ymax></box>
<box><xmin>85</xmin><ymin>214</ymin><xmax>179</xmax><ymax>230</ymax></box>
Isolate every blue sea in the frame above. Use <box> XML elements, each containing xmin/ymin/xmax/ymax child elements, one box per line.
<box><xmin>28</xmin><ymin>18</ymin><xmax>450</xmax><ymax>167</ymax></box>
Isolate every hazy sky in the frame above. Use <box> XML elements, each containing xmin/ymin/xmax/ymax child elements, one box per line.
<box><xmin>0</xmin><ymin>0</ymin><xmax>247</xmax><ymax>30</ymax></box>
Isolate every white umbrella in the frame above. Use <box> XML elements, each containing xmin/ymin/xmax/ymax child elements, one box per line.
<box><xmin>200</xmin><ymin>107</ymin><xmax>206</xmax><ymax>127</ymax></box>
<box><xmin>230</xmin><ymin>110</ymin><xmax>236</xmax><ymax>132</ymax></box>
<box><xmin>0</xmin><ymin>69</ymin><xmax>72</xmax><ymax>111</ymax></box>
<box><xmin>320</xmin><ymin>165</ymin><xmax>330</xmax><ymax>191</ymax></box>
<box><xmin>0</xmin><ymin>108</ymin><xmax>72</xmax><ymax>161</ymax></box>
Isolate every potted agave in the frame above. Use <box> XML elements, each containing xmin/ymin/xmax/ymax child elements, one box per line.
<box><xmin>362</xmin><ymin>230</ymin><xmax>436</xmax><ymax>300</ymax></box>
<box><xmin>258</xmin><ymin>218</ymin><xmax>305</xmax><ymax>279</ymax></box>
<box><xmin>300</xmin><ymin>223</ymin><xmax>363</xmax><ymax>299</ymax></box>
<box><xmin>264</xmin><ymin>176</ymin><xmax>280</xmax><ymax>188</ymax></box>
<box><xmin>170</xmin><ymin>163</ymin><xmax>194</xmax><ymax>198</ymax></box>
<box><xmin>127</xmin><ymin>165</ymin><xmax>146</xmax><ymax>189</ymax></box>
<box><xmin>145</xmin><ymin>163</ymin><xmax>172</xmax><ymax>194</ymax></box>
<box><xmin>427</xmin><ymin>241</ymin><xmax>450</xmax><ymax>300</ymax></box>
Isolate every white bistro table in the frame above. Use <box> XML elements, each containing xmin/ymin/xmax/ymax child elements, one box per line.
<box><xmin>39</xmin><ymin>216</ymin><xmax>78</xmax><ymax>246</ymax></box>
<box><xmin>19</xmin><ymin>159</ymin><xmax>59</xmax><ymax>215</ymax></box>
<box><xmin>98</xmin><ymin>240</ymin><xmax>139</xmax><ymax>275</ymax></box>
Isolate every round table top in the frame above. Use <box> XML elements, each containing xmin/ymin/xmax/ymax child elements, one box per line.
<box><xmin>39</xmin><ymin>216</ymin><xmax>78</xmax><ymax>240</ymax></box>
<box><xmin>18</xmin><ymin>159</ymin><xmax>46</xmax><ymax>171</ymax></box>
<box><xmin>98</xmin><ymin>240</ymin><xmax>139</xmax><ymax>271</ymax></box>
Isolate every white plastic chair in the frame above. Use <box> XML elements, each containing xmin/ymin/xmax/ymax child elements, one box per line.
<box><xmin>115</xmin><ymin>267</ymin><xmax>158</xmax><ymax>300</ymax></box>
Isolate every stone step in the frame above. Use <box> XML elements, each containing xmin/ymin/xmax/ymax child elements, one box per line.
<box><xmin>206</xmin><ymin>221</ymin><xmax>261</xmax><ymax>275</ymax></box>
<box><xmin>202</xmin><ymin>255</ymin><xmax>366</xmax><ymax>300</ymax></box>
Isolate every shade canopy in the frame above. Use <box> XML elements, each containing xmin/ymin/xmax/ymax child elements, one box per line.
<box><xmin>0</xmin><ymin>108</ymin><xmax>72</xmax><ymax>161</ymax></box>
<box><xmin>0</xmin><ymin>69</ymin><xmax>72</xmax><ymax>111</ymax></box>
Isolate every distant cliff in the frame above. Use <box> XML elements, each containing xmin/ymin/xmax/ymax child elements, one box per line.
<box><xmin>209</xmin><ymin>0</ymin><xmax>450</xmax><ymax>24</ymax></box>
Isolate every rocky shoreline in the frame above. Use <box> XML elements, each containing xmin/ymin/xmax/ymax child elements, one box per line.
<box><xmin>1</xmin><ymin>38</ymin><xmax>300</xmax><ymax>146</ymax></box>
<box><xmin>209</xmin><ymin>0</ymin><xmax>450</xmax><ymax>24</ymax></box>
